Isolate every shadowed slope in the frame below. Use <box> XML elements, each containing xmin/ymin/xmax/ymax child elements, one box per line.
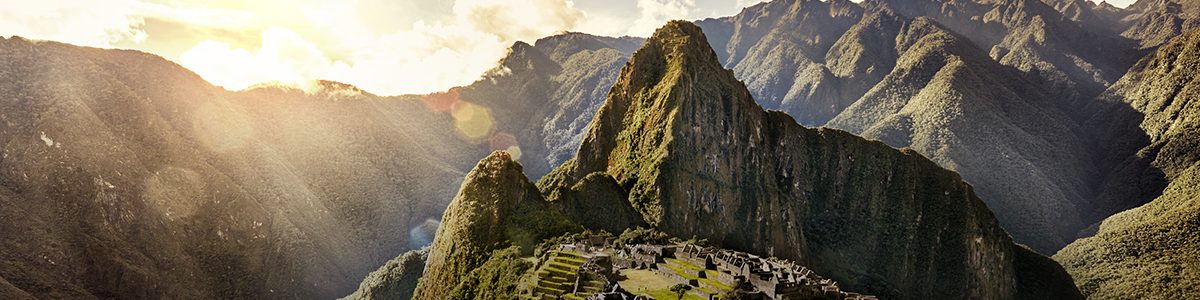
<box><xmin>1058</xmin><ymin>28</ymin><xmax>1200</xmax><ymax>299</ymax></box>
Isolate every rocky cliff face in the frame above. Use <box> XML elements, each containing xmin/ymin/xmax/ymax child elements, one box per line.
<box><xmin>697</xmin><ymin>1</ymin><xmax>1099</xmax><ymax>253</ymax></box>
<box><xmin>0</xmin><ymin>36</ymin><xmax>478</xmax><ymax>299</ymax></box>
<box><xmin>537</xmin><ymin>20</ymin><xmax>1080</xmax><ymax>299</ymax></box>
<box><xmin>1056</xmin><ymin>28</ymin><xmax>1200</xmax><ymax>298</ymax></box>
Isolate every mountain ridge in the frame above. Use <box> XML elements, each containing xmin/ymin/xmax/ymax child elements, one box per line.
<box><xmin>696</xmin><ymin>1</ymin><xmax>1100</xmax><ymax>253</ymax></box>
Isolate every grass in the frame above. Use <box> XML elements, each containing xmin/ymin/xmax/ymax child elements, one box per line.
<box><xmin>618</xmin><ymin>269</ymin><xmax>706</xmax><ymax>300</ymax></box>
<box><xmin>666</xmin><ymin>258</ymin><xmax>702</xmax><ymax>271</ymax></box>
<box><xmin>701</xmin><ymin>270</ymin><xmax>731</xmax><ymax>291</ymax></box>
<box><xmin>660</xmin><ymin>259</ymin><xmax>729</xmax><ymax>293</ymax></box>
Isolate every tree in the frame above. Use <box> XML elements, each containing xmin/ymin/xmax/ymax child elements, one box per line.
<box><xmin>719</xmin><ymin>278</ymin><xmax>757</xmax><ymax>300</ymax></box>
<box><xmin>670</xmin><ymin>283</ymin><xmax>692</xmax><ymax>299</ymax></box>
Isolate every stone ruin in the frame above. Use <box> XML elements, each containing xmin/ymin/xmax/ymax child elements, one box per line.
<box><xmin>521</xmin><ymin>239</ymin><xmax>876</xmax><ymax>300</ymax></box>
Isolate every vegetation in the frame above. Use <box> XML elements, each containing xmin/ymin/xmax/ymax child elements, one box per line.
<box><xmin>718</xmin><ymin>278</ymin><xmax>756</xmax><ymax>300</ymax></box>
<box><xmin>670</xmin><ymin>284</ymin><xmax>692</xmax><ymax>300</ymax></box>
<box><xmin>534</xmin><ymin>230</ymin><xmax>613</xmax><ymax>257</ymax></box>
<box><xmin>614</xmin><ymin>227</ymin><xmax>672</xmax><ymax>247</ymax></box>
<box><xmin>1055</xmin><ymin>163</ymin><xmax>1200</xmax><ymax>299</ymax></box>
<box><xmin>1054</xmin><ymin>28</ymin><xmax>1200</xmax><ymax>299</ymax></box>
<box><xmin>445</xmin><ymin>247</ymin><xmax>533</xmax><ymax>300</ymax></box>
<box><xmin>342</xmin><ymin>248</ymin><xmax>429</xmax><ymax>300</ymax></box>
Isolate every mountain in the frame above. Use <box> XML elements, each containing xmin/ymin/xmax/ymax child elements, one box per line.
<box><xmin>414</xmin><ymin>21</ymin><xmax>1081</xmax><ymax>300</ymax></box>
<box><xmin>342</xmin><ymin>248</ymin><xmax>428</xmax><ymax>300</ymax></box>
<box><xmin>1042</xmin><ymin>0</ymin><xmax>1130</xmax><ymax>33</ymax></box>
<box><xmin>865</xmin><ymin>0</ymin><xmax>1139</xmax><ymax>107</ymax></box>
<box><xmin>1054</xmin><ymin>163</ymin><xmax>1200</xmax><ymax>298</ymax></box>
<box><xmin>0</xmin><ymin>36</ymin><xmax>479</xmax><ymax>298</ymax></box>
<box><xmin>409</xmin><ymin>152</ymin><xmax>560</xmax><ymax>299</ymax></box>
<box><xmin>1080</xmin><ymin>26</ymin><xmax>1200</xmax><ymax>226</ymax></box>
<box><xmin>1041</xmin><ymin>0</ymin><xmax>1200</xmax><ymax>48</ymax></box>
<box><xmin>1116</xmin><ymin>0</ymin><xmax>1200</xmax><ymax>48</ymax></box>
<box><xmin>410</xmin><ymin>151</ymin><xmax>640</xmax><ymax>299</ymax></box>
<box><xmin>448</xmin><ymin>33</ymin><xmax>642</xmax><ymax>178</ymax></box>
<box><xmin>1055</xmin><ymin>28</ymin><xmax>1200</xmax><ymax>298</ymax></box>
<box><xmin>697</xmin><ymin>0</ymin><xmax>1099</xmax><ymax>253</ymax></box>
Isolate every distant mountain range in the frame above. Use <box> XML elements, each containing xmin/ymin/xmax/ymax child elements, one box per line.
<box><xmin>1</xmin><ymin>0</ymin><xmax>1199</xmax><ymax>299</ymax></box>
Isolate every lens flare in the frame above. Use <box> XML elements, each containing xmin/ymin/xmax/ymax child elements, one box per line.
<box><xmin>421</xmin><ymin>89</ymin><xmax>461</xmax><ymax>112</ymax></box>
<box><xmin>489</xmin><ymin>132</ymin><xmax>522</xmax><ymax>160</ymax></box>
<box><xmin>451</xmin><ymin>101</ymin><xmax>494</xmax><ymax>141</ymax></box>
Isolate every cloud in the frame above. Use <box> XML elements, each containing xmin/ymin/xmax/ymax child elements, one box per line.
<box><xmin>454</xmin><ymin>0</ymin><xmax>584</xmax><ymax>42</ymax></box>
<box><xmin>735</xmin><ymin>0</ymin><xmax>768</xmax><ymax>9</ymax></box>
<box><xmin>0</xmin><ymin>0</ymin><xmax>755</xmax><ymax>95</ymax></box>
<box><xmin>0</xmin><ymin>0</ymin><xmax>147</xmax><ymax>47</ymax></box>
<box><xmin>171</xmin><ymin>0</ymin><xmax>588</xmax><ymax>95</ymax></box>
<box><xmin>179</xmin><ymin>26</ymin><xmax>334</xmax><ymax>91</ymax></box>
<box><xmin>627</xmin><ymin>0</ymin><xmax>698</xmax><ymax>37</ymax></box>
<box><xmin>314</xmin><ymin>0</ymin><xmax>588</xmax><ymax>94</ymax></box>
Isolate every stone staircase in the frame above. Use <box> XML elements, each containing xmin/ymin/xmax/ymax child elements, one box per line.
<box><xmin>523</xmin><ymin>250</ymin><xmax>602</xmax><ymax>300</ymax></box>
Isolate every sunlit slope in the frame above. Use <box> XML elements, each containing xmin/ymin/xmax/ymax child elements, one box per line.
<box><xmin>0</xmin><ymin>36</ymin><xmax>477</xmax><ymax>299</ymax></box>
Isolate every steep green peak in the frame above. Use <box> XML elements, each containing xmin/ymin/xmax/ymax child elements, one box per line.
<box><xmin>571</xmin><ymin>20</ymin><xmax>754</xmax><ymax>178</ymax></box>
<box><xmin>412</xmin><ymin>150</ymin><xmax>544</xmax><ymax>299</ymax></box>
<box><xmin>465</xmin><ymin>150</ymin><xmax>525</xmax><ymax>184</ymax></box>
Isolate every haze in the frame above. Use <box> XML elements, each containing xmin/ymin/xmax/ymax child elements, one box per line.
<box><xmin>0</xmin><ymin>0</ymin><xmax>1136</xmax><ymax>95</ymax></box>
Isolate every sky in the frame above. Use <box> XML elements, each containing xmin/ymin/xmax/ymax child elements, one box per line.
<box><xmin>0</xmin><ymin>0</ymin><xmax>1139</xmax><ymax>95</ymax></box>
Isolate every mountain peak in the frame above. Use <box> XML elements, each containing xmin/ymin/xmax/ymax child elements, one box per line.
<box><xmin>642</xmin><ymin>20</ymin><xmax>724</xmax><ymax>69</ymax></box>
<box><xmin>570</xmin><ymin>20</ymin><xmax>756</xmax><ymax>183</ymax></box>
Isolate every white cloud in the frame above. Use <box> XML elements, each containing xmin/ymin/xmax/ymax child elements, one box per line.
<box><xmin>0</xmin><ymin>0</ymin><xmax>147</xmax><ymax>47</ymax></box>
<box><xmin>454</xmin><ymin>0</ymin><xmax>584</xmax><ymax>42</ymax></box>
<box><xmin>735</xmin><ymin>0</ymin><xmax>768</xmax><ymax>9</ymax></box>
<box><xmin>171</xmin><ymin>0</ymin><xmax>589</xmax><ymax>95</ymax></box>
<box><xmin>179</xmin><ymin>26</ymin><xmax>334</xmax><ymax>92</ymax></box>
<box><xmin>628</xmin><ymin>0</ymin><xmax>697</xmax><ymax>37</ymax></box>
<box><xmin>1</xmin><ymin>0</ymin><xmax>789</xmax><ymax>95</ymax></box>
<box><xmin>0</xmin><ymin>0</ymin><xmax>591</xmax><ymax>95</ymax></box>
